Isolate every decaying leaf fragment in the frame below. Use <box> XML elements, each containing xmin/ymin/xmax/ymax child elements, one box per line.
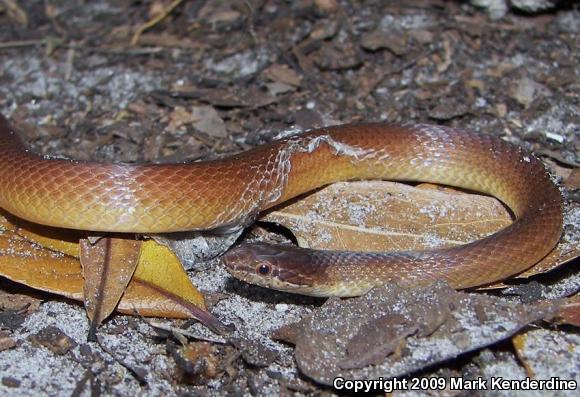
<box><xmin>264</xmin><ymin>181</ymin><xmax>513</xmax><ymax>251</ymax></box>
<box><xmin>80</xmin><ymin>236</ymin><xmax>142</xmax><ymax>338</ymax></box>
<box><xmin>263</xmin><ymin>181</ymin><xmax>579</xmax><ymax>283</ymax></box>
<box><xmin>279</xmin><ymin>282</ymin><xmax>555</xmax><ymax>385</ymax></box>
<box><xmin>338</xmin><ymin>314</ymin><xmax>417</xmax><ymax>369</ymax></box>
<box><xmin>550</xmin><ymin>294</ymin><xmax>580</xmax><ymax>327</ymax></box>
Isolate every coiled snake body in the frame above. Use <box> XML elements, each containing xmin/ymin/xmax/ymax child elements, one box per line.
<box><xmin>0</xmin><ymin>115</ymin><xmax>563</xmax><ymax>296</ymax></box>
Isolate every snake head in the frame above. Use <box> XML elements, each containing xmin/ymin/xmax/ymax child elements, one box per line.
<box><xmin>222</xmin><ymin>243</ymin><xmax>327</xmax><ymax>295</ymax></box>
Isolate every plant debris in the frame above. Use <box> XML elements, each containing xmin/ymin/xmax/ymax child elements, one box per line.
<box><xmin>285</xmin><ymin>282</ymin><xmax>556</xmax><ymax>385</ymax></box>
<box><xmin>0</xmin><ymin>0</ymin><xmax>578</xmax><ymax>395</ymax></box>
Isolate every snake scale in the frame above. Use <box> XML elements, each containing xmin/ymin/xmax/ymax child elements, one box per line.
<box><xmin>0</xmin><ymin>115</ymin><xmax>563</xmax><ymax>296</ymax></box>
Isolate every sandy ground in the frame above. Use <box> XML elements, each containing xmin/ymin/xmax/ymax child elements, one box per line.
<box><xmin>0</xmin><ymin>1</ymin><xmax>578</xmax><ymax>395</ymax></box>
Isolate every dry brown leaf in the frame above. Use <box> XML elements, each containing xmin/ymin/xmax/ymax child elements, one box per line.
<box><xmin>263</xmin><ymin>64</ymin><xmax>303</xmax><ymax>87</ymax></box>
<box><xmin>551</xmin><ymin>294</ymin><xmax>580</xmax><ymax>327</ymax></box>
<box><xmin>288</xmin><ymin>282</ymin><xmax>555</xmax><ymax>384</ymax></box>
<box><xmin>262</xmin><ymin>181</ymin><xmax>577</xmax><ymax>283</ymax></box>
<box><xmin>80</xmin><ymin>236</ymin><xmax>141</xmax><ymax>338</ymax></box>
<box><xmin>0</xmin><ymin>230</ymin><xmax>222</xmax><ymax>330</ymax></box>
<box><xmin>264</xmin><ymin>180</ymin><xmax>512</xmax><ymax>252</ymax></box>
<box><xmin>564</xmin><ymin>167</ymin><xmax>580</xmax><ymax>190</ymax></box>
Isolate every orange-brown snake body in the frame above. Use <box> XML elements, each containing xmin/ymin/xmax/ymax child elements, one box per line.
<box><xmin>0</xmin><ymin>115</ymin><xmax>563</xmax><ymax>296</ymax></box>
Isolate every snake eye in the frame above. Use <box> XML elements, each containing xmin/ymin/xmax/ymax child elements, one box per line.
<box><xmin>256</xmin><ymin>263</ymin><xmax>271</xmax><ymax>275</ymax></box>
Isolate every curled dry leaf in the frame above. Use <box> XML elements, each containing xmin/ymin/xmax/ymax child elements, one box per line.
<box><xmin>262</xmin><ymin>181</ymin><xmax>578</xmax><ymax>285</ymax></box>
<box><xmin>0</xmin><ymin>223</ymin><xmax>222</xmax><ymax>330</ymax></box>
<box><xmin>264</xmin><ymin>181</ymin><xmax>513</xmax><ymax>252</ymax></box>
<box><xmin>283</xmin><ymin>282</ymin><xmax>555</xmax><ymax>385</ymax></box>
<box><xmin>80</xmin><ymin>236</ymin><xmax>141</xmax><ymax>338</ymax></box>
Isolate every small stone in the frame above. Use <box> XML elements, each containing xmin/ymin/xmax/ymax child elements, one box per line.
<box><xmin>470</xmin><ymin>0</ymin><xmax>508</xmax><ymax>20</ymax></box>
<box><xmin>510</xmin><ymin>77</ymin><xmax>551</xmax><ymax>107</ymax></box>
<box><xmin>29</xmin><ymin>326</ymin><xmax>77</xmax><ymax>355</ymax></box>
<box><xmin>360</xmin><ymin>31</ymin><xmax>407</xmax><ymax>56</ymax></box>
<box><xmin>2</xmin><ymin>377</ymin><xmax>20</xmax><ymax>388</ymax></box>
<box><xmin>544</xmin><ymin>132</ymin><xmax>565</xmax><ymax>144</ymax></box>
<box><xmin>266</xmin><ymin>82</ymin><xmax>295</xmax><ymax>96</ymax></box>
<box><xmin>191</xmin><ymin>106</ymin><xmax>227</xmax><ymax>138</ymax></box>
<box><xmin>496</xmin><ymin>103</ymin><xmax>507</xmax><ymax>118</ymax></box>
<box><xmin>557</xmin><ymin>11</ymin><xmax>580</xmax><ymax>34</ymax></box>
<box><xmin>428</xmin><ymin>99</ymin><xmax>469</xmax><ymax>120</ymax></box>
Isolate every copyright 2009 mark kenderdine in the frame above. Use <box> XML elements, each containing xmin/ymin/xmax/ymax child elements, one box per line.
<box><xmin>333</xmin><ymin>376</ymin><xmax>577</xmax><ymax>393</ymax></box>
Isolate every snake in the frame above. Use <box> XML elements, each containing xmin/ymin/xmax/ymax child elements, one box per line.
<box><xmin>0</xmin><ymin>115</ymin><xmax>563</xmax><ymax>297</ymax></box>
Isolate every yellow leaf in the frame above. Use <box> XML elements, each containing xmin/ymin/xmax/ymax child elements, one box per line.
<box><xmin>0</xmin><ymin>232</ymin><xmax>83</xmax><ymax>299</ymax></box>
<box><xmin>0</xmin><ymin>212</ymin><xmax>81</xmax><ymax>258</ymax></box>
<box><xmin>119</xmin><ymin>240</ymin><xmax>225</xmax><ymax>330</ymax></box>
<box><xmin>132</xmin><ymin>240</ymin><xmax>206</xmax><ymax>311</ymax></box>
<box><xmin>0</xmin><ymin>229</ymin><xmax>224</xmax><ymax>331</ymax></box>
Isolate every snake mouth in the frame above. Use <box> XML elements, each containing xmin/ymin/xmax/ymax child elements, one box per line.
<box><xmin>222</xmin><ymin>246</ymin><xmax>253</xmax><ymax>273</ymax></box>
<box><xmin>222</xmin><ymin>245</ymin><xmax>264</xmax><ymax>287</ymax></box>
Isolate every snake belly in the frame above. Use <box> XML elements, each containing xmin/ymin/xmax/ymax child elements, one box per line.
<box><xmin>0</xmin><ymin>115</ymin><xmax>563</xmax><ymax>296</ymax></box>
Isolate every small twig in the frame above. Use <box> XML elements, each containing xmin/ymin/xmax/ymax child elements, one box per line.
<box><xmin>64</xmin><ymin>47</ymin><xmax>75</xmax><ymax>81</ymax></box>
<box><xmin>87</xmin><ymin>321</ymin><xmax>98</xmax><ymax>343</ymax></box>
<box><xmin>243</xmin><ymin>0</ymin><xmax>259</xmax><ymax>45</ymax></box>
<box><xmin>0</xmin><ymin>39</ymin><xmax>42</xmax><ymax>49</ymax></box>
<box><xmin>0</xmin><ymin>39</ymin><xmax>174</xmax><ymax>57</ymax></box>
<box><xmin>130</xmin><ymin>0</ymin><xmax>185</xmax><ymax>46</ymax></box>
<box><xmin>146</xmin><ymin>319</ymin><xmax>228</xmax><ymax>344</ymax></box>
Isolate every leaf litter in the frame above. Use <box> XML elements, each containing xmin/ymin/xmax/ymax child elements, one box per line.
<box><xmin>276</xmin><ymin>282</ymin><xmax>557</xmax><ymax>385</ymax></box>
<box><xmin>263</xmin><ymin>180</ymin><xmax>579</xmax><ymax>280</ymax></box>
<box><xmin>0</xmin><ymin>224</ymin><xmax>223</xmax><ymax>332</ymax></box>
<box><xmin>0</xmin><ymin>126</ymin><xmax>577</xmax><ymax>396</ymax></box>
